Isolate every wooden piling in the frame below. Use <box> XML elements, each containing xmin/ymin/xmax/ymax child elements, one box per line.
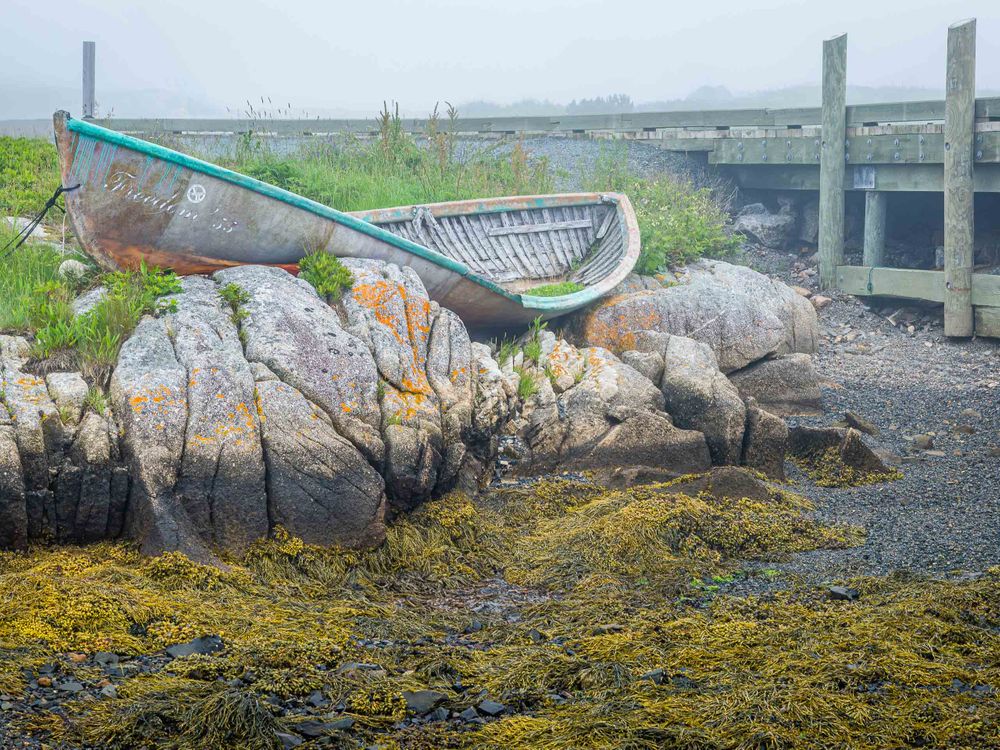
<box><xmin>943</xmin><ymin>19</ymin><xmax>976</xmax><ymax>337</ymax></box>
<box><xmin>862</xmin><ymin>191</ymin><xmax>886</xmax><ymax>267</ymax></box>
<box><xmin>819</xmin><ymin>33</ymin><xmax>847</xmax><ymax>289</ymax></box>
<box><xmin>82</xmin><ymin>41</ymin><xmax>96</xmax><ymax>119</ymax></box>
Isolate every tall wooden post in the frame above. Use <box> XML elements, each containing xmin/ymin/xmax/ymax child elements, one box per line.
<box><xmin>862</xmin><ymin>191</ymin><xmax>886</xmax><ymax>267</ymax></box>
<box><xmin>943</xmin><ymin>19</ymin><xmax>976</xmax><ymax>337</ymax></box>
<box><xmin>82</xmin><ymin>41</ymin><xmax>96</xmax><ymax>119</ymax></box>
<box><xmin>819</xmin><ymin>33</ymin><xmax>847</xmax><ymax>289</ymax></box>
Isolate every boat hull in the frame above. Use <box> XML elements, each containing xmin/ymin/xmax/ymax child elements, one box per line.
<box><xmin>53</xmin><ymin>112</ymin><xmax>639</xmax><ymax>330</ymax></box>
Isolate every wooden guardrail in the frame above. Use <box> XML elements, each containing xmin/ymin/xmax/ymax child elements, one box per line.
<box><xmin>95</xmin><ymin>97</ymin><xmax>1000</xmax><ymax>138</ymax></box>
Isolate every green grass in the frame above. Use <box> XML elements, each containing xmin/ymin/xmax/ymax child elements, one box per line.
<box><xmin>296</xmin><ymin>250</ymin><xmax>354</xmax><ymax>301</ymax></box>
<box><xmin>524</xmin><ymin>281</ymin><xmax>585</xmax><ymax>297</ymax></box>
<box><xmin>23</xmin><ymin>261</ymin><xmax>181</xmax><ymax>382</ymax></box>
<box><xmin>224</xmin><ymin>104</ymin><xmax>554</xmax><ymax>213</ymax></box>
<box><xmin>0</xmin><ymin>240</ymin><xmax>66</xmax><ymax>332</ymax></box>
<box><xmin>0</xmin><ymin>137</ymin><xmax>60</xmax><ymax>218</ymax></box>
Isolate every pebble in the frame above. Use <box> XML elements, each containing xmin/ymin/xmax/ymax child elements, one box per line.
<box><xmin>478</xmin><ymin>699</ymin><xmax>507</xmax><ymax>716</ymax></box>
<box><xmin>912</xmin><ymin>434</ymin><xmax>934</xmax><ymax>450</ymax></box>
<box><xmin>165</xmin><ymin>635</ymin><xmax>224</xmax><ymax>659</ymax></box>
<box><xmin>828</xmin><ymin>586</ymin><xmax>860</xmax><ymax>602</ymax></box>
<box><xmin>403</xmin><ymin>689</ymin><xmax>446</xmax><ymax>715</ymax></box>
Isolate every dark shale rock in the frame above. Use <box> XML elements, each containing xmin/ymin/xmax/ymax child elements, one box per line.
<box><xmin>403</xmin><ymin>689</ymin><xmax>447</xmax><ymax>715</ymax></box>
<box><xmin>165</xmin><ymin>634</ymin><xmax>224</xmax><ymax>658</ymax></box>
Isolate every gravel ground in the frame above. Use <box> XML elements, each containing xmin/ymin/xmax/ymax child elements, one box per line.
<box><xmin>742</xmin><ymin>244</ymin><xmax>1000</xmax><ymax>581</ymax></box>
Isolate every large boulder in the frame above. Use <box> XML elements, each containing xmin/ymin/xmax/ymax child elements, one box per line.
<box><xmin>255</xmin><ymin>374</ymin><xmax>386</xmax><ymax>548</ymax></box>
<box><xmin>110</xmin><ymin>316</ymin><xmax>204</xmax><ymax>559</ymax></box>
<box><xmin>164</xmin><ymin>276</ymin><xmax>269</xmax><ymax>551</ymax></box>
<box><xmin>741</xmin><ymin>399</ymin><xmax>789</xmax><ymax>481</ymax></box>
<box><xmin>215</xmin><ymin>265</ymin><xmax>385</xmax><ymax>467</ymax></box>
<box><xmin>728</xmin><ymin>353</ymin><xmax>822</xmax><ymax>417</ymax></box>
<box><xmin>620</xmin><ymin>331</ymin><xmax>746</xmax><ymax>465</ymax></box>
<box><xmin>572</xmin><ymin>259</ymin><xmax>818</xmax><ymax>373</ymax></box>
<box><xmin>513</xmin><ymin>337</ymin><xmax>711</xmax><ymax>475</ymax></box>
<box><xmin>732</xmin><ymin>203</ymin><xmax>797</xmax><ymax>250</ymax></box>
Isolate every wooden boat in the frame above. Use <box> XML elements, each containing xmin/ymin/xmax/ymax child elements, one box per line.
<box><xmin>53</xmin><ymin>111</ymin><xmax>640</xmax><ymax>329</ymax></box>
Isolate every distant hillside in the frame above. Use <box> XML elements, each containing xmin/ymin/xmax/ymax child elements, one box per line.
<box><xmin>457</xmin><ymin>85</ymin><xmax>1000</xmax><ymax>118</ymax></box>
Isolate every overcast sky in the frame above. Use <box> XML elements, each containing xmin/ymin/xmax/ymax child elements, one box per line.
<box><xmin>2</xmin><ymin>0</ymin><xmax>998</xmax><ymax>117</ymax></box>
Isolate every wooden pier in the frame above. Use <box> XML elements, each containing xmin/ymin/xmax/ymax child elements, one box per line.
<box><xmin>56</xmin><ymin>22</ymin><xmax>1000</xmax><ymax>337</ymax></box>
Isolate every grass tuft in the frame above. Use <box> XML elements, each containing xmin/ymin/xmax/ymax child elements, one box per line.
<box><xmin>297</xmin><ymin>251</ymin><xmax>354</xmax><ymax>301</ymax></box>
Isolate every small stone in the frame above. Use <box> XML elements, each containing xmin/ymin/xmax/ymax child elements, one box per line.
<box><xmin>924</xmin><ymin>449</ymin><xmax>946</xmax><ymax>457</ymax></box>
<box><xmin>811</xmin><ymin>295</ymin><xmax>832</xmax><ymax>310</ymax></box>
<box><xmin>912</xmin><ymin>434</ymin><xmax>934</xmax><ymax>450</ymax></box>
<box><xmin>591</xmin><ymin>624</ymin><xmax>625</xmax><ymax>635</ymax></box>
<box><xmin>791</xmin><ymin>285</ymin><xmax>812</xmax><ymax>298</ymax></box>
<box><xmin>68</xmin><ymin>652</ymin><xmax>88</xmax><ymax>663</ymax></box>
<box><xmin>328</xmin><ymin>717</ymin><xmax>355</xmax><ymax>730</ymax></box>
<box><xmin>954</xmin><ymin>424</ymin><xmax>975</xmax><ymax>435</ymax></box>
<box><xmin>428</xmin><ymin>706</ymin><xmax>450</xmax><ymax>722</ymax></box>
<box><xmin>36</xmin><ymin>676</ymin><xmax>52</xmax><ymax>688</ymax></box>
<box><xmin>527</xmin><ymin>628</ymin><xmax>547</xmax><ymax>644</ymax></box>
<box><xmin>988</xmin><ymin>447</ymin><xmax>1000</xmax><ymax>458</ymax></box>
<box><xmin>57</xmin><ymin>681</ymin><xmax>85</xmax><ymax>693</ymax></box>
<box><xmin>828</xmin><ymin>586</ymin><xmax>860</xmax><ymax>602</ymax></box>
<box><xmin>306</xmin><ymin>690</ymin><xmax>329</xmax><ymax>708</ymax></box>
<box><xmin>459</xmin><ymin>706</ymin><xmax>480</xmax><ymax>722</ymax></box>
<box><xmin>477</xmin><ymin>699</ymin><xmax>506</xmax><ymax>717</ymax></box>
<box><xmin>165</xmin><ymin>635</ymin><xmax>224</xmax><ymax>659</ymax></box>
<box><xmin>94</xmin><ymin>652</ymin><xmax>119</xmax><ymax>666</ymax></box>
<box><xmin>58</xmin><ymin>258</ymin><xmax>90</xmax><ymax>281</ymax></box>
<box><xmin>100</xmin><ymin>684</ymin><xmax>118</xmax><ymax>699</ymax></box>
<box><xmin>403</xmin><ymin>689</ymin><xmax>447</xmax><ymax>715</ymax></box>
<box><xmin>960</xmin><ymin>408</ymin><xmax>982</xmax><ymax>420</ymax></box>
<box><xmin>463</xmin><ymin>620</ymin><xmax>484</xmax><ymax>634</ymax></box>
<box><xmin>844</xmin><ymin>411</ymin><xmax>877</xmax><ymax>436</ymax></box>
<box><xmin>640</xmin><ymin>668</ymin><xmax>665</xmax><ymax>684</ymax></box>
<box><xmin>276</xmin><ymin>732</ymin><xmax>303</xmax><ymax>749</ymax></box>
<box><xmin>0</xmin><ymin>701</ymin><xmax>13</xmax><ymax>711</ymax></box>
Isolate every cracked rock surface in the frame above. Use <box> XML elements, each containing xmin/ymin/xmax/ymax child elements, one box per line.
<box><xmin>0</xmin><ymin>260</ymin><xmax>820</xmax><ymax>557</ymax></box>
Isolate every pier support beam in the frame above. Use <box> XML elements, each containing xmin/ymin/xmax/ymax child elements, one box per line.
<box><xmin>862</xmin><ymin>191</ymin><xmax>887</xmax><ymax>267</ymax></box>
<box><xmin>819</xmin><ymin>33</ymin><xmax>847</xmax><ymax>289</ymax></box>
<box><xmin>82</xmin><ymin>41</ymin><xmax>96</xmax><ymax>119</ymax></box>
<box><xmin>944</xmin><ymin>19</ymin><xmax>976</xmax><ymax>337</ymax></box>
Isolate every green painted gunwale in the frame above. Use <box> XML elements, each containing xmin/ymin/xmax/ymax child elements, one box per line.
<box><xmin>66</xmin><ymin>116</ymin><xmax>621</xmax><ymax>311</ymax></box>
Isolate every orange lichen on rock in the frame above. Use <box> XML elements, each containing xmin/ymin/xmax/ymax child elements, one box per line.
<box><xmin>575</xmin><ymin>291</ymin><xmax>661</xmax><ymax>353</ymax></box>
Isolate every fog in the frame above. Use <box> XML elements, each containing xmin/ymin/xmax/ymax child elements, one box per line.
<box><xmin>1</xmin><ymin>0</ymin><xmax>998</xmax><ymax>119</ymax></box>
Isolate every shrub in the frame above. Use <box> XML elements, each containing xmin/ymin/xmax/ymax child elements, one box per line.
<box><xmin>297</xmin><ymin>251</ymin><xmax>354</xmax><ymax>301</ymax></box>
<box><xmin>583</xmin><ymin>142</ymin><xmax>740</xmax><ymax>274</ymax></box>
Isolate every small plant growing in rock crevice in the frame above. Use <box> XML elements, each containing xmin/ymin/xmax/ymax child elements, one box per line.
<box><xmin>297</xmin><ymin>251</ymin><xmax>354</xmax><ymax>302</ymax></box>
<box><xmin>84</xmin><ymin>387</ymin><xmax>107</xmax><ymax>416</ymax></box>
<box><xmin>218</xmin><ymin>282</ymin><xmax>251</xmax><ymax>348</ymax></box>
<box><xmin>515</xmin><ymin>367</ymin><xmax>538</xmax><ymax>399</ymax></box>
<box><xmin>521</xmin><ymin>316</ymin><xmax>547</xmax><ymax>365</ymax></box>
